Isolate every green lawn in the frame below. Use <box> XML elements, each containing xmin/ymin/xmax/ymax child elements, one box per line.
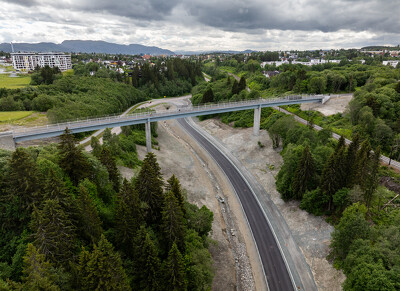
<box><xmin>0</xmin><ymin>111</ymin><xmax>33</xmax><ymax>122</ymax></box>
<box><xmin>0</xmin><ymin>74</ymin><xmax>31</xmax><ymax>89</ymax></box>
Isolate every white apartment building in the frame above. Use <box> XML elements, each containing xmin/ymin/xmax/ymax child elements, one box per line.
<box><xmin>11</xmin><ymin>52</ymin><xmax>72</xmax><ymax>72</ymax></box>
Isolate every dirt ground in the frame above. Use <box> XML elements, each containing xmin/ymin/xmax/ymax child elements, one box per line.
<box><xmin>197</xmin><ymin>118</ymin><xmax>346</xmax><ymax>291</ymax></box>
<box><xmin>301</xmin><ymin>94</ymin><xmax>353</xmax><ymax>116</ymax></box>
<box><xmin>135</xmin><ymin>117</ymin><xmax>267</xmax><ymax>290</ymax></box>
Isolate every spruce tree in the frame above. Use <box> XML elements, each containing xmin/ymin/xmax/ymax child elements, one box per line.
<box><xmin>231</xmin><ymin>79</ymin><xmax>239</xmax><ymax>95</ymax></box>
<box><xmin>201</xmin><ymin>88</ymin><xmax>214</xmax><ymax>104</ymax></box>
<box><xmin>162</xmin><ymin>191</ymin><xmax>186</xmax><ymax>252</ymax></box>
<box><xmin>115</xmin><ymin>179</ymin><xmax>143</xmax><ymax>254</ymax></box>
<box><xmin>6</xmin><ymin>148</ymin><xmax>43</xmax><ymax>225</ymax></box>
<box><xmin>354</xmin><ymin>139</ymin><xmax>372</xmax><ymax>186</ymax></box>
<box><xmin>320</xmin><ymin>146</ymin><xmax>346</xmax><ymax>211</ymax></box>
<box><xmin>58</xmin><ymin>128</ymin><xmax>91</xmax><ymax>186</ymax></box>
<box><xmin>22</xmin><ymin>244</ymin><xmax>59</xmax><ymax>291</ymax></box>
<box><xmin>135</xmin><ymin>153</ymin><xmax>164</xmax><ymax>225</ymax></box>
<box><xmin>238</xmin><ymin>76</ymin><xmax>247</xmax><ymax>92</ymax></box>
<box><xmin>77</xmin><ymin>235</ymin><xmax>130</xmax><ymax>290</ymax></box>
<box><xmin>31</xmin><ymin>200</ymin><xmax>76</xmax><ymax>266</ymax></box>
<box><xmin>292</xmin><ymin>145</ymin><xmax>316</xmax><ymax>200</ymax></box>
<box><xmin>163</xmin><ymin>242</ymin><xmax>187</xmax><ymax>291</ymax></box>
<box><xmin>99</xmin><ymin>147</ymin><xmax>120</xmax><ymax>192</ymax></box>
<box><xmin>77</xmin><ymin>185</ymin><xmax>103</xmax><ymax>244</ymax></box>
<box><xmin>167</xmin><ymin>175</ymin><xmax>186</xmax><ymax>217</ymax></box>
<box><xmin>344</xmin><ymin>134</ymin><xmax>360</xmax><ymax>188</ymax></box>
<box><xmin>132</xmin><ymin>228</ymin><xmax>161</xmax><ymax>291</ymax></box>
<box><xmin>90</xmin><ymin>136</ymin><xmax>102</xmax><ymax>157</ymax></box>
<box><xmin>43</xmin><ymin>168</ymin><xmax>77</xmax><ymax>220</ymax></box>
<box><xmin>362</xmin><ymin>147</ymin><xmax>381</xmax><ymax>210</ymax></box>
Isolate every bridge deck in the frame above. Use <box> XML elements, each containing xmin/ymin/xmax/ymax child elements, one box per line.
<box><xmin>13</xmin><ymin>95</ymin><xmax>325</xmax><ymax>142</ymax></box>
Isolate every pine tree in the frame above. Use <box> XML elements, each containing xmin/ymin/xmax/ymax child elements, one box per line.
<box><xmin>6</xmin><ymin>148</ymin><xmax>43</xmax><ymax>225</ymax></box>
<box><xmin>77</xmin><ymin>185</ymin><xmax>103</xmax><ymax>244</ymax></box>
<box><xmin>163</xmin><ymin>242</ymin><xmax>187</xmax><ymax>291</ymax></box>
<box><xmin>58</xmin><ymin>128</ymin><xmax>91</xmax><ymax>186</ymax></box>
<box><xmin>162</xmin><ymin>191</ymin><xmax>186</xmax><ymax>252</ymax></box>
<box><xmin>31</xmin><ymin>200</ymin><xmax>76</xmax><ymax>266</ymax></box>
<box><xmin>167</xmin><ymin>175</ymin><xmax>186</xmax><ymax>217</ymax></box>
<box><xmin>292</xmin><ymin>145</ymin><xmax>316</xmax><ymax>200</ymax></box>
<box><xmin>115</xmin><ymin>179</ymin><xmax>143</xmax><ymax>254</ymax></box>
<box><xmin>132</xmin><ymin>228</ymin><xmax>161</xmax><ymax>291</ymax></box>
<box><xmin>99</xmin><ymin>147</ymin><xmax>120</xmax><ymax>192</ymax></box>
<box><xmin>344</xmin><ymin>134</ymin><xmax>360</xmax><ymax>188</ymax></box>
<box><xmin>22</xmin><ymin>244</ymin><xmax>59</xmax><ymax>291</ymax></box>
<box><xmin>77</xmin><ymin>235</ymin><xmax>130</xmax><ymax>290</ymax></box>
<box><xmin>135</xmin><ymin>153</ymin><xmax>164</xmax><ymax>225</ymax></box>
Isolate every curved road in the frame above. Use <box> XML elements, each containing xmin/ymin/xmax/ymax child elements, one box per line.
<box><xmin>177</xmin><ymin>118</ymin><xmax>294</xmax><ymax>291</ymax></box>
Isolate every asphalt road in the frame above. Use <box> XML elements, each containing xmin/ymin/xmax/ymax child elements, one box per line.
<box><xmin>177</xmin><ymin>118</ymin><xmax>294</xmax><ymax>291</ymax></box>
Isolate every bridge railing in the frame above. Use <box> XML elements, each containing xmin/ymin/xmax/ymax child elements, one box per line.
<box><xmin>13</xmin><ymin>94</ymin><xmax>325</xmax><ymax>135</ymax></box>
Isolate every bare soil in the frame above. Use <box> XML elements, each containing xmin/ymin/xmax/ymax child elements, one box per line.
<box><xmin>301</xmin><ymin>94</ymin><xmax>353</xmax><ymax>116</ymax></box>
<box><xmin>197</xmin><ymin>118</ymin><xmax>346</xmax><ymax>291</ymax></box>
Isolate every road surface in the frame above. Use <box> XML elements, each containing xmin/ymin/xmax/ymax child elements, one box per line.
<box><xmin>178</xmin><ymin>117</ymin><xmax>294</xmax><ymax>291</ymax></box>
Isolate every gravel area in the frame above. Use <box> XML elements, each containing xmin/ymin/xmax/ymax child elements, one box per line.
<box><xmin>197</xmin><ymin>118</ymin><xmax>345</xmax><ymax>291</ymax></box>
<box><xmin>301</xmin><ymin>94</ymin><xmax>353</xmax><ymax>116</ymax></box>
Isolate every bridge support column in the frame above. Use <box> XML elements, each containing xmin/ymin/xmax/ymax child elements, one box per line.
<box><xmin>145</xmin><ymin>120</ymin><xmax>152</xmax><ymax>153</ymax></box>
<box><xmin>0</xmin><ymin>132</ymin><xmax>16</xmax><ymax>151</ymax></box>
<box><xmin>253</xmin><ymin>105</ymin><xmax>261</xmax><ymax>136</ymax></box>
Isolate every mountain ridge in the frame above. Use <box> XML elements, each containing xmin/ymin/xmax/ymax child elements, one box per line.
<box><xmin>0</xmin><ymin>40</ymin><xmax>175</xmax><ymax>55</ymax></box>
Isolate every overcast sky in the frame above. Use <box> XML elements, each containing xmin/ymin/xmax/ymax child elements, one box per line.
<box><xmin>1</xmin><ymin>0</ymin><xmax>399</xmax><ymax>52</ymax></box>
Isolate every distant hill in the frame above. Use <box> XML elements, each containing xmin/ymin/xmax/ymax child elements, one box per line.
<box><xmin>362</xmin><ymin>45</ymin><xmax>400</xmax><ymax>50</ymax></box>
<box><xmin>176</xmin><ymin>49</ymin><xmax>257</xmax><ymax>55</ymax></box>
<box><xmin>0</xmin><ymin>40</ymin><xmax>175</xmax><ymax>55</ymax></box>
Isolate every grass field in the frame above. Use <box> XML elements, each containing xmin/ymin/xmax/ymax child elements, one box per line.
<box><xmin>0</xmin><ymin>111</ymin><xmax>33</xmax><ymax>122</ymax></box>
<box><xmin>0</xmin><ymin>74</ymin><xmax>31</xmax><ymax>89</ymax></box>
<box><xmin>0</xmin><ymin>111</ymin><xmax>48</xmax><ymax>130</ymax></box>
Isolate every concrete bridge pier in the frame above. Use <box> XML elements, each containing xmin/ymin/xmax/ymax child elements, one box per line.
<box><xmin>145</xmin><ymin>120</ymin><xmax>152</xmax><ymax>153</ymax></box>
<box><xmin>253</xmin><ymin>105</ymin><xmax>261</xmax><ymax>136</ymax></box>
<box><xmin>0</xmin><ymin>132</ymin><xmax>16</xmax><ymax>151</ymax></box>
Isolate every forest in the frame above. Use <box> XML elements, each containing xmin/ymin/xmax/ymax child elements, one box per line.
<box><xmin>195</xmin><ymin>54</ymin><xmax>400</xmax><ymax>290</ymax></box>
<box><xmin>0</xmin><ymin>58</ymin><xmax>203</xmax><ymax>123</ymax></box>
<box><xmin>0</xmin><ymin>128</ymin><xmax>214</xmax><ymax>290</ymax></box>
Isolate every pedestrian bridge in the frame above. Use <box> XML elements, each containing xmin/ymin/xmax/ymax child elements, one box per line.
<box><xmin>3</xmin><ymin>94</ymin><xmax>329</xmax><ymax>151</ymax></box>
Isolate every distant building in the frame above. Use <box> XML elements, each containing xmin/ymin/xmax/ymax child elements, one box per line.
<box><xmin>11</xmin><ymin>52</ymin><xmax>72</xmax><ymax>72</ymax></box>
<box><xmin>383</xmin><ymin>60</ymin><xmax>399</xmax><ymax>68</ymax></box>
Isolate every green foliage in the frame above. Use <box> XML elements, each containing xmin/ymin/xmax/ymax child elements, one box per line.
<box><xmin>77</xmin><ymin>185</ymin><xmax>103</xmax><ymax>244</ymax></box>
<box><xmin>0</xmin><ymin>138</ymin><xmax>214</xmax><ymax>290</ymax></box>
<box><xmin>77</xmin><ymin>235</ymin><xmax>130</xmax><ymax>290</ymax></box>
<box><xmin>162</xmin><ymin>191</ymin><xmax>186</xmax><ymax>252</ymax></box>
<box><xmin>22</xmin><ymin>244</ymin><xmax>60</xmax><ymax>291</ymax></box>
<box><xmin>292</xmin><ymin>145</ymin><xmax>317</xmax><ymax>200</ymax></box>
<box><xmin>330</xmin><ymin>203</ymin><xmax>370</xmax><ymax>262</ymax></box>
<box><xmin>58</xmin><ymin>128</ymin><xmax>91</xmax><ymax>186</ymax></box>
<box><xmin>30</xmin><ymin>200</ymin><xmax>76</xmax><ymax>266</ymax></box>
<box><xmin>99</xmin><ymin>147</ymin><xmax>121</xmax><ymax>193</ymax></box>
<box><xmin>114</xmin><ymin>180</ymin><xmax>143</xmax><ymax>254</ymax></box>
<box><xmin>132</xmin><ymin>228</ymin><xmax>161</xmax><ymax>290</ymax></box>
<box><xmin>163</xmin><ymin>243</ymin><xmax>187</xmax><ymax>291</ymax></box>
<box><xmin>135</xmin><ymin>153</ymin><xmax>164</xmax><ymax>225</ymax></box>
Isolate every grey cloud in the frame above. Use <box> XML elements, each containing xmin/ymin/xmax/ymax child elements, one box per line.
<box><xmin>0</xmin><ymin>0</ymin><xmax>37</xmax><ymax>7</ymax></box>
<box><xmin>180</xmin><ymin>0</ymin><xmax>400</xmax><ymax>33</ymax></box>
